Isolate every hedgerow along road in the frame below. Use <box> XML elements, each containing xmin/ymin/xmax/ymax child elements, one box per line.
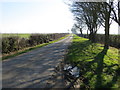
<box><xmin>2</xmin><ymin>34</ymin><xmax>73</xmax><ymax>88</ymax></box>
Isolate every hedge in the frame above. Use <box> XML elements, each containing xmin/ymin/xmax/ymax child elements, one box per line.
<box><xmin>77</xmin><ymin>34</ymin><xmax>120</xmax><ymax>48</ymax></box>
<box><xmin>95</xmin><ymin>34</ymin><xmax>120</xmax><ymax>48</ymax></box>
<box><xmin>2</xmin><ymin>33</ymin><xmax>68</xmax><ymax>54</ymax></box>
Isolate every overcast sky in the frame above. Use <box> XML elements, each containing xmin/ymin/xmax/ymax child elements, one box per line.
<box><xmin>0</xmin><ymin>0</ymin><xmax>119</xmax><ymax>34</ymax></box>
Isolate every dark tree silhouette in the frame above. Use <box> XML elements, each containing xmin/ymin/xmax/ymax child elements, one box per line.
<box><xmin>70</xmin><ymin>1</ymin><xmax>119</xmax><ymax>49</ymax></box>
<box><xmin>74</xmin><ymin>24</ymin><xmax>83</xmax><ymax>35</ymax></box>
<box><xmin>71</xmin><ymin>2</ymin><xmax>102</xmax><ymax>42</ymax></box>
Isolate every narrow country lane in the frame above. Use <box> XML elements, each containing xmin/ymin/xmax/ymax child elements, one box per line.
<box><xmin>2</xmin><ymin>35</ymin><xmax>73</xmax><ymax>88</ymax></box>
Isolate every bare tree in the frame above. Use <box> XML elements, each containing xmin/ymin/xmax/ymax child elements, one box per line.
<box><xmin>70</xmin><ymin>1</ymin><xmax>118</xmax><ymax>48</ymax></box>
<box><xmin>74</xmin><ymin>24</ymin><xmax>83</xmax><ymax>35</ymax></box>
<box><xmin>107</xmin><ymin>1</ymin><xmax>120</xmax><ymax>26</ymax></box>
<box><xmin>98</xmin><ymin>2</ymin><xmax>113</xmax><ymax>49</ymax></box>
<box><xmin>71</xmin><ymin>2</ymin><xmax>102</xmax><ymax>42</ymax></box>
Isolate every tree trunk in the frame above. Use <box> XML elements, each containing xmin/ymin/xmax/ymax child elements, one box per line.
<box><xmin>89</xmin><ymin>32</ymin><xmax>96</xmax><ymax>43</ymax></box>
<box><xmin>104</xmin><ymin>3</ymin><xmax>111</xmax><ymax>49</ymax></box>
<box><xmin>80</xmin><ymin>28</ymin><xmax>83</xmax><ymax>37</ymax></box>
<box><xmin>104</xmin><ymin>16</ymin><xmax>110</xmax><ymax>49</ymax></box>
<box><xmin>87</xmin><ymin>29</ymin><xmax>89</xmax><ymax>38</ymax></box>
<box><xmin>118</xmin><ymin>2</ymin><xmax>120</xmax><ymax>26</ymax></box>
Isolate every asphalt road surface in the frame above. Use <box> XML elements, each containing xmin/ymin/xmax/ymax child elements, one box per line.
<box><xmin>2</xmin><ymin>34</ymin><xmax>73</xmax><ymax>88</ymax></box>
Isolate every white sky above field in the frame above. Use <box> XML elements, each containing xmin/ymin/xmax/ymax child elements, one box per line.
<box><xmin>0</xmin><ymin>0</ymin><xmax>119</xmax><ymax>34</ymax></box>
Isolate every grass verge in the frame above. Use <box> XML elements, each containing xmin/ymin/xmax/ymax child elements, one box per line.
<box><xmin>66</xmin><ymin>34</ymin><xmax>120</xmax><ymax>88</ymax></box>
<box><xmin>2</xmin><ymin>34</ymin><xmax>70</xmax><ymax>60</ymax></box>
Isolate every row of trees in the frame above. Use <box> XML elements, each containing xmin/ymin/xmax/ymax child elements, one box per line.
<box><xmin>69</xmin><ymin>0</ymin><xmax>120</xmax><ymax>49</ymax></box>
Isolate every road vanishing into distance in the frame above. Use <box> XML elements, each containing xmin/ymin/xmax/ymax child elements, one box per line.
<box><xmin>2</xmin><ymin>35</ymin><xmax>73</xmax><ymax>88</ymax></box>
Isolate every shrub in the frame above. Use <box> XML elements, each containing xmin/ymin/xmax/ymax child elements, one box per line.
<box><xmin>2</xmin><ymin>37</ymin><xmax>10</xmax><ymax>53</ymax></box>
<box><xmin>18</xmin><ymin>38</ymin><xmax>28</xmax><ymax>49</ymax></box>
<box><xmin>8</xmin><ymin>36</ymin><xmax>19</xmax><ymax>52</ymax></box>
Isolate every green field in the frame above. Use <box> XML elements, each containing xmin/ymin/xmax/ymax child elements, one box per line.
<box><xmin>66</xmin><ymin>34</ymin><xmax>120</xmax><ymax>88</ymax></box>
<box><xmin>1</xmin><ymin>33</ymin><xmax>31</xmax><ymax>38</ymax></box>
